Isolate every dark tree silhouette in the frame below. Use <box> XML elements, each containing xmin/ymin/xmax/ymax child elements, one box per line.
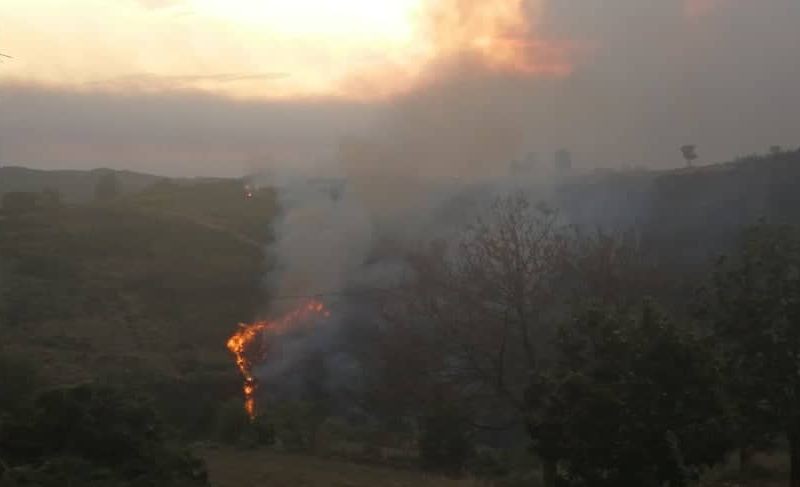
<box><xmin>527</xmin><ymin>302</ymin><xmax>731</xmax><ymax>487</ymax></box>
<box><xmin>680</xmin><ymin>145</ymin><xmax>698</xmax><ymax>167</ymax></box>
<box><xmin>705</xmin><ymin>224</ymin><xmax>800</xmax><ymax>487</ymax></box>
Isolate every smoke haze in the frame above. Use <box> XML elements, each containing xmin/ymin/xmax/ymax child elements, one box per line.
<box><xmin>2</xmin><ymin>0</ymin><xmax>799</xmax><ymax>177</ymax></box>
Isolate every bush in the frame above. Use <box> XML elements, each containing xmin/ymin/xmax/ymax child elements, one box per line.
<box><xmin>0</xmin><ymin>353</ymin><xmax>40</xmax><ymax>415</ymax></box>
<box><xmin>0</xmin><ymin>383</ymin><xmax>207</xmax><ymax>486</ymax></box>
<box><xmin>266</xmin><ymin>401</ymin><xmax>316</xmax><ymax>452</ymax></box>
<box><xmin>214</xmin><ymin>398</ymin><xmax>250</xmax><ymax>445</ymax></box>
<box><xmin>418</xmin><ymin>404</ymin><xmax>474</xmax><ymax>475</ymax></box>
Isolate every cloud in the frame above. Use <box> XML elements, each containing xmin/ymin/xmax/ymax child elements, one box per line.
<box><xmin>133</xmin><ymin>0</ymin><xmax>184</xmax><ymax>9</ymax></box>
<box><xmin>86</xmin><ymin>72</ymin><xmax>290</xmax><ymax>93</ymax></box>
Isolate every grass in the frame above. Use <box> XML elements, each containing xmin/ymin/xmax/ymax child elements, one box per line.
<box><xmin>699</xmin><ymin>451</ymin><xmax>789</xmax><ymax>487</ymax></box>
<box><xmin>0</xmin><ymin>203</ymin><xmax>267</xmax><ymax>385</ymax></box>
<box><xmin>199</xmin><ymin>447</ymin><xmax>486</xmax><ymax>487</ymax></box>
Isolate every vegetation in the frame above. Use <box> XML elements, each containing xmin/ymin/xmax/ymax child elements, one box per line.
<box><xmin>702</xmin><ymin>224</ymin><xmax>800</xmax><ymax>486</ymax></box>
<box><xmin>3</xmin><ymin>154</ymin><xmax>800</xmax><ymax>486</ymax></box>
<box><xmin>528</xmin><ymin>302</ymin><xmax>730</xmax><ymax>486</ymax></box>
<box><xmin>0</xmin><ymin>382</ymin><xmax>207</xmax><ymax>486</ymax></box>
<box><xmin>0</xmin><ymin>178</ymin><xmax>272</xmax><ymax>446</ymax></box>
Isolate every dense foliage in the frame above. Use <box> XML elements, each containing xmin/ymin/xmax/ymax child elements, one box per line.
<box><xmin>527</xmin><ymin>303</ymin><xmax>730</xmax><ymax>486</ymax></box>
<box><xmin>3</xmin><ymin>158</ymin><xmax>800</xmax><ymax>486</ymax></box>
<box><xmin>0</xmin><ymin>383</ymin><xmax>207</xmax><ymax>487</ymax></box>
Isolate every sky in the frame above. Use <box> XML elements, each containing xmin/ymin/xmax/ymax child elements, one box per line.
<box><xmin>1</xmin><ymin>0</ymin><xmax>799</xmax><ymax>177</ymax></box>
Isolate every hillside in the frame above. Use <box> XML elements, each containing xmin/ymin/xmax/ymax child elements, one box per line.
<box><xmin>0</xmin><ymin>179</ymin><xmax>278</xmax><ymax>436</ymax></box>
<box><xmin>0</xmin><ymin>165</ymin><xmax>230</xmax><ymax>203</ymax></box>
<box><xmin>0</xmin><ymin>205</ymin><xmax>264</xmax><ymax>378</ymax></box>
<box><xmin>557</xmin><ymin>149</ymin><xmax>800</xmax><ymax>263</ymax></box>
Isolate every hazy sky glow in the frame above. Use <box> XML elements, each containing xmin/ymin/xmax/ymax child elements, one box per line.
<box><xmin>0</xmin><ymin>0</ymin><xmax>430</xmax><ymax>97</ymax></box>
<box><xmin>0</xmin><ymin>0</ymin><xmax>587</xmax><ymax>98</ymax></box>
<box><xmin>1</xmin><ymin>0</ymin><xmax>799</xmax><ymax>176</ymax></box>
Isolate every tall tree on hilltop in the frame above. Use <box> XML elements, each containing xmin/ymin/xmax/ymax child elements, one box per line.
<box><xmin>681</xmin><ymin>145</ymin><xmax>698</xmax><ymax>167</ymax></box>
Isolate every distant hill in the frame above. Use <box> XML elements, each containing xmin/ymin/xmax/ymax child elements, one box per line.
<box><xmin>557</xmin><ymin>148</ymin><xmax>800</xmax><ymax>265</ymax></box>
<box><xmin>0</xmin><ymin>166</ymin><xmax>228</xmax><ymax>203</ymax></box>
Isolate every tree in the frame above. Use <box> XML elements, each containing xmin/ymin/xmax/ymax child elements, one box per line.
<box><xmin>771</xmin><ymin>146</ymin><xmax>784</xmax><ymax>156</ymax></box>
<box><xmin>379</xmin><ymin>194</ymin><xmax>678</xmax><ymax>485</ymax></box>
<box><xmin>680</xmin><ymin>145</ymin><xmax>698</xmax><ymax>167</ymax></box>
<box><xmin>0</xmin><ymin>383</ymin><xmax>207</xmax><ymax>486</ymax></box>
<box><xmin>527</xmin><ymin>302</ymin><xmax>730</xmax><ymax>487</ymax></box>
<box><xmin>703</xmin><ymin>223</ymin><xmax>800</xmax><ymax>487</ymax></box>
<box><xmin>382</xmin><ymin>195</ymin><xmax>572</xmax><ymax>483</ymax></box>
<box><xmin>94</xmin><ymin>171</ymin><xmax>121</xmax><ymax>202</ymax></box>
<box><xmin>418</xmin><ymin>401</ymin><xmax>474</xmax><ymax>475</ymax></box>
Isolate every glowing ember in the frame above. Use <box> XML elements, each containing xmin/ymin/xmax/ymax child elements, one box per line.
<box><xmin>226</xmin><ymin>299</ymin><xmax>329</xmax><ymax>420</ymax></box>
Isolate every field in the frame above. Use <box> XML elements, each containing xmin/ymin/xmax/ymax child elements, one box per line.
<box><xmin>200</xmin><ymin>447</ymin><xmax>479</xmax><ymax>487</ymax></box>
<box><xmin>200</xmin><ymin>447</ymin><xmax>792</xmax><ymax>487</ymax></box>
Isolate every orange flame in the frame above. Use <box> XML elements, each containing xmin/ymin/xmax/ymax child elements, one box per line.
<box><xmin>226</xmin><ymin>299</ymin><xmax>329</xmax><ymax>420</ymax></box>
<box><xmin>336</xmin><ymin>0</ymin><xmax>585</xmax><ymax>100</ymax></box>
<box><xmin>425</xmin><ymin>0</ymin><xmax>579</xmax><ymax>76</ymax></box>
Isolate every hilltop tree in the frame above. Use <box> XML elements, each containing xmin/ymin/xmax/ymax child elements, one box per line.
<box><xmin>703</xmin><ymin>223</ymin><xmax>800</xmax><ymax>487</ymax></box>
<box><xmin>680</xmin><ymin>145</ymin><xmax>698</xmax><ymax>167</ymax></box>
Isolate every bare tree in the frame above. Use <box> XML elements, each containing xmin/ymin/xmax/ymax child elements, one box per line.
<box><xmin>372</xmin><ymin>195</ymin><xmax>573</xmax><ymax>483</ymax></box>
<box><xmin>371</xmin><ymin>193</ymin><xmax>669</xmax><ymax>485</ymax></box>
<box><xmin>396</xmin><ymin>196</ymin><xmax>569</xmax><ymax>396</ymax></box>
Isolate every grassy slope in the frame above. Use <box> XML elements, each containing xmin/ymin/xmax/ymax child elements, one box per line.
<box><xmin>0</xmin><ymin>184</ymin><xmax>274</xmax><ymax>384</ymax></box>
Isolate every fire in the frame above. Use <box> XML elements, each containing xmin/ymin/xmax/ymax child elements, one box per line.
<box><xmin>337</xmin><ymin>0</ymin><xmax>584</xmax><ymax>99</ymax></box>
<box><xmin>226</xmin><ymin>299</ymin><xmax>330</xmax><ymax>420</ymax></box>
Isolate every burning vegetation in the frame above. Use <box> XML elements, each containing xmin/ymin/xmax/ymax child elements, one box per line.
<box><xmin>226</xmin><ymin>299</ymin><xmax>330</xmax><ymax>420</ymax></box>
